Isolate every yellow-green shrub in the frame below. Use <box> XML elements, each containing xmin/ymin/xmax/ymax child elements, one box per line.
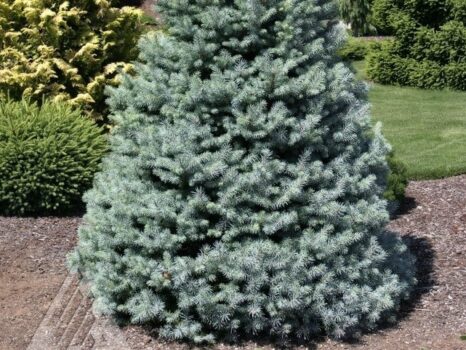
<box><xmin>0</xmin><ymin>0</ymin><xmax>144</xmax><ymax>122</ymax></box>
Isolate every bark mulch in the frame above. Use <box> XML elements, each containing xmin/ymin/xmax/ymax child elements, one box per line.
<box><xmin>0</xmin><ymin>175</ymin><xmax>465</xmax><ymax>350</ymax></box>
<box><xmin>0</xmin><ymin>217</ymin><xmax>79</xmax><ymax>350</ymax></box>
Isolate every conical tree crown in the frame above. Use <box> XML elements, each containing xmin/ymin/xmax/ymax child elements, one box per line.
<box><xmin>71</xmin><ymin>0</ymin><xmax>415</xmax><ymax>343</ymax></box>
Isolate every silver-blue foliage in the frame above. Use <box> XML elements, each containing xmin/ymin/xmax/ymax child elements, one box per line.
<box><xmin>70</xmin><ymin>0</ymin><xmax>416</xmax><ymax>343</ymax></box>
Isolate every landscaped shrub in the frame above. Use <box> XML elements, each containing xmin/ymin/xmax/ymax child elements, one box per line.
<box><xmin>338</xmin><ymin>37</ymin><xmax>373</xmax><ymax>61</ymax></box>
<box><xmin>367</xmin><ymin>46</ymin><xmax>466</xmax><ymax>90</ymax></box>
<box><xmin>371</xmin><ymin>0</ymin><xmax>454</xmax><ymax>34</ymax></box>
<box><xmin>409</xmin><ymin>21</ymin><xmax>466</xmax><ymax>65</ymax></box>
<box><xmin>445</xmin><ymin>62</ymin><xmax>466</xmax><ymax>90</ymax></box>
<box><xmin>0</xmin><ymin>0</ymin><xmax>144</xmax><ymax>122</ymax></box>
<box><xmin>384</xmin><ymin>152</ymin><xmax>408</xmax><ymax>204</ymax></box>
<box><xmin>451</xmin><ymin>0</ymin><xmax>466</xmax><ymax>22</ymax></box>
<box><xmin>70</xmin><ymin>0</ymin><xmax>415</xmax><ymax>343</ymax></box>
<box><xmin>367</xmin><ymin>45</ymin><xmax>410</xmax><ymax>85</ymax></box>
<box><xmin>368</xmin><ymin>0</ymin><xmax>466</xmax><ymax>89</ymax></box>
<box><xmin>371</xmin><ymin>0</ymin><xmax>397</xmax><ymax>34</ymax></box>
<box><xmin>0</xmin><ymin>99</ymin><xmax>107</xmax><ymax>215</ymax></box>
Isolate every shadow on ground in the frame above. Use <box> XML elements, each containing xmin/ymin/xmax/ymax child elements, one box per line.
<box><xmin>392</xmin><ymin>196</ymin><xmax>418</xmax><ymax>219</ymax></box>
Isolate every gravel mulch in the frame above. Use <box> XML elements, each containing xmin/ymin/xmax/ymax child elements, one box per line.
<box><xmin>0</xmin><ymin>175</ymin><xmax>465</xmax><ymax>350</ymax></box>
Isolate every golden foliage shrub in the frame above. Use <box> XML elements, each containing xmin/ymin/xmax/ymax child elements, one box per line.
<box><xmin>0</xmin><ymin>0</ymin><xmax>144</xmax><ymax>121</ymax></box>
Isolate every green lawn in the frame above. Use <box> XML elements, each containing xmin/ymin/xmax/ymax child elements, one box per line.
<box><xmin>352</xmin><ymin>60</ymin><xmax>466</xmax><ymax>180</ymax></box>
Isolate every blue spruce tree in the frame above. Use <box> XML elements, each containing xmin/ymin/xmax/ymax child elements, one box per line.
<box><xmin>70</xmin><ymin>0</ymin><xmax>416</xmax><ymax>343</ymax></box>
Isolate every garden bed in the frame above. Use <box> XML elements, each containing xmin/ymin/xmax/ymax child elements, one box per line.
<box><xmin>1</xmin><ymin>176</ymin><xmax>465</xmax><ymax>350</ymax></box>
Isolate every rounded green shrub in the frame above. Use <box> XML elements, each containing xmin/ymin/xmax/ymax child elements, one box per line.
<box><xmin>338</xmin><ymin>37</ymin><xmax>373</xmax><ymax>61</ymax></box>
<box><xmin>0</xmin><ymin>99</ymin><xmax>107</xmax><ymax>215</ymax></box>
<box><xmin>445</xmin><ymin>62</ymin><xmax>466</xmax><ymax>90</ymax></box>
<box><xmin>367</xmin><ymin>45</ymin><xmax>411</xmax><ymax>86</ymax></box>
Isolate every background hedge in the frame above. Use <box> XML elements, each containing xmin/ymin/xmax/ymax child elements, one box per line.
<box><xmin>368</xmin><ymin>0</ymin><xmax>466</xmax><ymax>89</ymax></box>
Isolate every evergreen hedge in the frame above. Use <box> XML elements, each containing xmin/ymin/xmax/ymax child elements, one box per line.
<box><xmin>368</xmin><ymin>46</ymin><xmax>466</xmax><ymax>90</ymax></box>
<box><xmin>368</xmin><ymin>0</ymin><xmax>466</xmax><ymax>90</ymax></box>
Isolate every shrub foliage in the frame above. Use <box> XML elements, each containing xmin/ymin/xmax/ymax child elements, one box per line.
<box><xmin>369</xmin><ymin>0</ymin><xmax>466</xmax><ymax>90</ymax></box>
<box><xmin>71</xmin><ymin>0</ymin><xmax>415</xmax><ymax>343</ymax></box>
<box><xmin>0</xmin><ymin>0</ymin><xmax>143</xmax><ymax>121</ymax></box>
<box><xmin>338</xmin><ymin>37</ymin><xmax>374</xmax><ymax>61</ymax></box>
<box><xmin>384</xmin><ymin>152</ymin><xmax>408</xmax><ymax>203</ymax></box>
<box><xmin>371</xmin><ymin>0</ymin><xmax>453</xmax><ymax>34</ymax></box>
<box><xmin>0</xmin><ymin>99</ymin><xmax>107</xmax><ymax>215</ymax></box>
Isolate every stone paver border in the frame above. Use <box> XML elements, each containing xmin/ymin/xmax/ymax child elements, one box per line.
<box><xmin>27</xmin><ymin>274</ymin><xmax>129</xmax><ymax>350</ymax></box>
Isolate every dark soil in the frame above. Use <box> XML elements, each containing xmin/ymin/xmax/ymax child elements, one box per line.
<box><xmin>0</xmin><ymin>176</ymin><xmax>465</xmax><ymax>350</ymax></box>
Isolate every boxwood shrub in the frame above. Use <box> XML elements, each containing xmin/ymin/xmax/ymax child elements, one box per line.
<box><xmin>0</xmin><ymin>99</ymin><xmax>107</xmax><ymax>215</ymax></box>
<box><xmin>338</xmin><ymin>37</ymin><xmax>373</xmax><ymax>61</ymax></box>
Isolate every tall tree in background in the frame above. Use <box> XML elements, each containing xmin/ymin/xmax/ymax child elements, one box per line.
<box><xmin>71</xmin><ymin>0</ymin><xmax>415</xmax><ymax>343</ymax></box>
<box><xmin>339</xmin><ymin>0</ymin><xmax>375</xmax><ymax>36</ymax></box>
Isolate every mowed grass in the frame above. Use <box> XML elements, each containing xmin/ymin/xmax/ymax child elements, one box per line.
<box><xmin>352</xmin><ymin>60</ymin><xmax>466</xmax><ymax>180</ymax></box>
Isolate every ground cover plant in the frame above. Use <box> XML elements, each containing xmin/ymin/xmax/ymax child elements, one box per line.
<box><xmin>0</xmin><ymin>0</ymin><xmax>144</xmax><ymax>122</ymax></box>
<box><xmin>71</xmin><ymin>0</ymin><xmax>416</xmax><ymax>343</ymax></box>
<box><xmin>354</xmin><ymin>60</ymin><xmax>466</xmax><ymax>179</ymax></box>
<box><xmin>0</xmin><ymin>99</ymin><xmax>107</xmax><ymax>215</ymax></box>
